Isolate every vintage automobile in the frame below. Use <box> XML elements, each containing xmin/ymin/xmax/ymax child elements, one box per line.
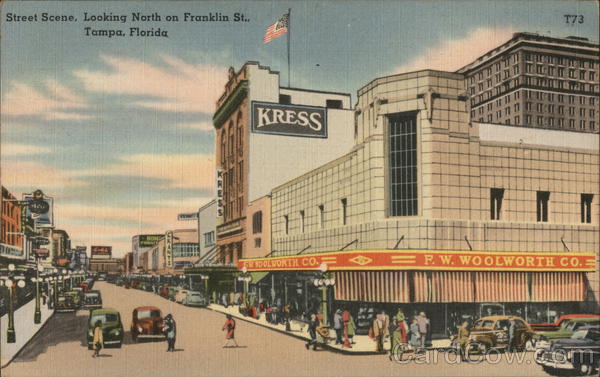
<box><xmin>97</xmin><ymin>273</ymin><xmax>107</xmax><ymax>281</ymax></box>
<box><xmin>87</xmin><ymin>308</ymin><xmax>124</xmax><ymax>349</ymax></box>
<box><xmin>131</xmin><ymin>280</ymin><xmax>141</xmax><ymax>289</ymax></box>
<box><xmin>464</xmin><ymin>316</ymin><xmax>535</xmax><ymax>354</ymax></box>
<box><xmin>534</xmin><ymin>326</ymin><xmax>600</xmax><ymax>376</ymax></box>
<box><xmin>183</xmin><ymin>291</ymin><xmax>209</xmax><ymax>307</ymax></box>
<box><xmin>130</xmin><ymin>306</ymin><xmax>164</xmax><ymax>342</ymax></box>
<box><xmin>55</xmin><ymin>294</ymin><xmax>78</xmax><ymax>313</ymax></box>
<box><xmin>530</xmin><ymin>314</ymin><xmax>600</xmax><ymax>332</ymax></box>
<box><xmin>159</xmin><ymin>284</ymin><xmax>170</xmax><ymax>298</ymax></box>
<box><xmin>536</xmin><ymin>318</ymin><xmax>600</xmax><ymax>344</ymax></box>
<box><xmin>168</xmin><ymin>286</ymin><xmax>178</xmax><ymax>301</ymax></box>
<box><xmin>82</xmin><ymin>290</ymin><xmax>103</xmax><ymax>310</ymax></box>
<box><xmin>174</xmin><ymin>289</ymin><xmax>189</xmax><ymax>304</ymax></box>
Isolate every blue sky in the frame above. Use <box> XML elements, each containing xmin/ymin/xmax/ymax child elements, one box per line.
<box><xmin>1</xmin><ymin>1</ymin><xmax>597</xmax><ymax>255</ymax></box>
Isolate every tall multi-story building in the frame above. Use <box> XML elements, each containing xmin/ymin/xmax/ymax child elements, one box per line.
<box><xmin>212</xmin><ymin>62</ymin><xmax>354</xmax><ymax>266</ymax></box>
<box><xmin>458</xmin><ymin>32</ymin><xmax>599</xmax><ymax>132</ymax></box>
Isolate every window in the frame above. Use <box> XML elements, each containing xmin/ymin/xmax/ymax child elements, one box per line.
<box><xmin>326</xmin><ymin>99</ymin><xmax>343</xmax><ymax>109</ymax></box>
<box><xmin>536</xmin><ymin>191</ymin><xmax>550</xmax><ymax>222</ymax></box>
<box><xmin>389</xmin><ymin>113</ymin><xmax>418</xmax><ymax>216</ymax></box>
<box><xmin>299</xmin><ymin>210</ymin><xmax>305</xmax><ymax>233</ymax></box>
<box><xmin>340</xmin><ymin>198</ymin><xmax>347</xmax><ymax>225</ymax></box>
<box><xmin>514</xmin><ymin>103</ymin><xmax>520</xmax><ymax>112</ymax></box>
<box><xmin>203</xmin><ymin>231</ymin><xmax>215</xmax><ymax>247</ymax></box>
<box><xmin>526</xmin><ymin>115</ymin><xmax>531</xmax><ymax>125</ymax></box>
<box><xmin>279</xmin><ymin>94</ymin><xmax>291</xmax><ymax>104</ymax></box>
<box><xmin>284</xmin><ymin>215</ymin><xmax>289</xmax><ymax>235</ymax></box>
<box><xmin>569</xmin><ymin>119</ymin><xmax>575</xmax><ymax>128</ymax></box>
<box><xmin>581</xmin><ymin>194</ymin><xmax>593</xmax><ymax>224</ymax></box>
<box><xmin>221</xmin><ymin>130</ymin><xmax>226</xmax><ymax>164</ymax></box>
<box><xmin>490</xmin><ymin>189</ymin><xmax>504</xmax><ymax>220</ymax></box>
<box><xmin>252</xmin><ymin>211</ymin><xmax>263</xmax><ymax>234</ymax></box>
<box><xmin>514</xmin><ymin>116</ymin><xmax>520</xmax><ymax>124</ymax></box>
<box><xmin>580</xmin><ymin>96</ymin><xmax>586</xmax><ymax>105</ymax></box>
<box><xmin>318</xmin><ymin>205</ymin><xmax>325</xmax><ymax>229</ymax></box>
<box><xmin>591</xmin><ymin>121</ymin><xmax>596</xmax><ymax>130</ymax></box>
<box><xmin>579</xmin><ymin>120</ymin><xmax>586</xmax><ymax>130</ymax></box>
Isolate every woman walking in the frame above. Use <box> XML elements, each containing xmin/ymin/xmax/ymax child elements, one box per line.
<box><xmin>92</xmin><ymin>320</ymin><xmax>103</xmax><ymax>358</ymax></box>
<box><xmin>222</xmin><ymin>314</ymin><xmax>239</xmax><ymax>348</ymax></box>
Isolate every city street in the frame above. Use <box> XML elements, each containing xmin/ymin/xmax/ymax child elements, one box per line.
<box><xmin>3</xmin><ymin>282</ymin><xmax>550</xmax><ymax>377</ymax></box>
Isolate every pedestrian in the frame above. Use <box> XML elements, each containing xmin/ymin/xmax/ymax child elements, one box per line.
<box><xmin>409</xmin><ymin>318</ymin><xmax>420</xmax><ymax>348</ymax></box>
<box><xmin>508</xmin><ymin>318</ymin><xmax>516</xmax><ymax>352</ymax></box>
<box><xmin>457</xmin><ymin>321</ymin><xmax>470</xmax><ymax>360</ymax></box>
<box><xmin>333</xmin><ymin>309</ymin><xmax>343</xmax><ymax>344</ymax></box>
<box><xmin>396</xmin><ymin>310</ymin><xmax>408</xmax><ymax>345</ymax></box>
<box><xmin>222</xmin><ymin>314</ymin><xmax>239</xmax><ymax>348</ymax></box>
<box><xmin>416</xmin><ymin>311</ymin><xmax>430</xmax><ymax>348</ymax></box>
<box><xmin>347</xmin><ymin>310</ymin><xmax>356</xmax><ymax>345</ymax></box>
<box><xmin>370</xmin><ymin>311</ymin><xmax>388</xmax><ymax>353</ymax></box>
<box><xmin>163</xmin><ymin>314</ymin><xmax>176</xmax><ymax>352</ymax></box>
<box><xmin>305</xmin><ymin>313</ymin><xmax>319</xmax><ymax>350</ymax></box>
<box><xmin>92</xmin><ymin>320</ymin><xmax>103</xmax><ymax>358</ymax></box>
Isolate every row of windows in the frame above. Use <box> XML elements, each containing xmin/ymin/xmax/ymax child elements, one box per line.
<box><xmin>282</xmin><ymin>199</ymin><xmax>348</xmax><ymax>235</ymax></box>
<box><xmin>220</xmin><ymin>111</ymin><xmax>244</xmax><ymax>165</ymax></box>
<box><xmin>490</xmin><ymin>189</ymin><xmax>594</xmax><ymax>224</ymax></box>
<box><xmin>525</xmin><ymin>64</ymin><xmax>596</xmax><ymax>81</ymax></box>
<box><xmin>173</xmin><ymin>242</ymin><xmax>200</xmax><ymax>257</ymax></box>
<box><xmin>524</xmin><ymin>53</ymin><xmax>596</xmax><ymax>69</ymax></box>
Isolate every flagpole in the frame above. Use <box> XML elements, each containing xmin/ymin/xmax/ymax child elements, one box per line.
<box><xmin>287</xmin><ymin>8</ymin><xmax>291</xmax><ymax>87</ymax></box>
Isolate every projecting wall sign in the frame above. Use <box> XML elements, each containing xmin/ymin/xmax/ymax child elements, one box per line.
<box><xmin>251</xmin><ymin>101</ymin><xmax>327</xmax><ymax>138</ymax></box>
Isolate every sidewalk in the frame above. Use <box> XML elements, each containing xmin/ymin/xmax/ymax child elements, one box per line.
<box><xmin>1</xmin><ymin>298</ymin><xmax>54</xmax><ymax>368</ymax></box>
<box><xmin>207</xmin><ymin>304</ymin><xmax>450</xmax><ymax>355</ymax></box>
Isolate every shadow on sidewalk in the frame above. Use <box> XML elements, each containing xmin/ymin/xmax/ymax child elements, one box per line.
<box><xmin>12</xmin><ymin>311</ymin><xmax>88</xmax><ymax>363</ymax></box>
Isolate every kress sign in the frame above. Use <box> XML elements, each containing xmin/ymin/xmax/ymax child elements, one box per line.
<box><xmin>251</xmin><ymin>101</ymin><xmax>327</xmax><ymax>138</ymax></box>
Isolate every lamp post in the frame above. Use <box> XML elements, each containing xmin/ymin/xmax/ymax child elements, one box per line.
<box><xmin>200</xmin><ymin>274</ymin><xmax>209</xmax><ymax>298</ymax></box>
<box><xmin>312</xmin><ymin>263</ymin><xmax>335</xmax><ymax>327</ymax></box>
<box><xmin>1</xmin><ymin>263</ymin><xmax>26</xmax><ymax>343</ymax></box>
<box><xmin>52</xmin><ymin>268</ymin><xmax>59</xmax><ymax>307</ymax></box>
<box><xmin>61</xmin><ymin>269</ymin><xmax>67</xmax><ymax>291</ymax></box>
<box><xmin>32</xmin><ymin>263</ymin><xmax>44</xmax><ymax>323</ymax></box>
<box><xmin>238</xmin><ymin>268</ymin><xmax>252</xmax><ymax>306</ymax></box>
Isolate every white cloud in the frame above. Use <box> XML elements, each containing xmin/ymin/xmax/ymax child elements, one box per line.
<box><xmin>77</xmin><ymin>153</ymin><xmax>216</xmax><ymax>191</ymax></box>
<box><xmin>394</xmin><ymin>27</ymin><xmax>514</xmax><ymax>73</ymax></box>
<box><xmin>2</xmin><ymin>81</ymin><xmax>90</xmax><ymax>120</ymax></box>
<box><xmin>74</xmin><ymin>54</ymin><xmax>227</xmax><ymax>114</ymax></box>
<box><xmin>1</xmin><ymin>143</ymin><xmax>53</xmax><ymax>156</ymax></box>
<box><xmin>0</xmin><ymin>161</ymin><xmax>88</xmax><ymax>191</ymax></box>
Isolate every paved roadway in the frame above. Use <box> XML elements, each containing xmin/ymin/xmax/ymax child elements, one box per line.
<box><xmin>3</xmin><ymin>282</ymin><xmax>551</xmax><ymax>377</ymax></box>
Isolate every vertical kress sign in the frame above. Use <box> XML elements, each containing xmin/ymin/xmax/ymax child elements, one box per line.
<box><xmin>216</xmin><ymin>168</ymin><xmax>224</xmax><ymax>218</ymax></box>
<box><xmin>251</xmin><ymin>101</ymin><xmax>327</xmax><ymax>138</ymax></box>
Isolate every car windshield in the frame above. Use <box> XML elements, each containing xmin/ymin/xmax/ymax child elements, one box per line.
<box><xmin>138</xmin><ymin>310</ymin><xmax>161</xmax><ymax>319</ymax></box>
<box><xmin>91</xmin><ymin>313</ymin><xmax>119</xmax><ymax>324</ymax></box>
<box><xmin>189</xmin><ymin>293</ymin><xmax>201</xmax><ymax>297</ymax></box>
<box><xmin>571</xmin><ymin>330</ymin><xmax>589</xmax><ymax>340</ymax></box>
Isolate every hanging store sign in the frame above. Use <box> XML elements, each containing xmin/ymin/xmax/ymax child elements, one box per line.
<box><xmin>216</xmin><ymin>168</ymin><xmax>224</xmax><ymax>218</ymax></box>
<box><xmin>251</xmin><ymin>101</ymin><xmax>327</xmax><ymax>138</ymax></box>
<box><xmin>91</xmin><ymin>246</ymin><xmax>112</xmax><ymax>259</ymax></box>
<box><xmin>165</xmin><ymin>231</ymin><xmax>173</xmax><ymax>268</ymax></box>
<box><xmin>178</xmin><ymin>212</ymin><xmax>199</xmax><ymax>221</ymax></box>
<box><xmin>238</xmin><ymin>249</ymin><xmax>597</xmax><ymax>272</ymax></box>
<box><xmin>22</xmin><ymin>193</ymin><xmax>54</xmax><ymax>228</ymax></box>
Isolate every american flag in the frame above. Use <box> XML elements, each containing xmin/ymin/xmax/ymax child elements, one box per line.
<box><xmin>263</xmin><ymin>12</ymin><xmax>289</xmax><ymax>43</ymax></box>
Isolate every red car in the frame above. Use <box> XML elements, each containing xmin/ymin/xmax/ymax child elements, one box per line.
<box><xmin>130</xmin><ymin>306</ymin><xmax>164</xmax><ymax>342</ymax></box>
<box><xmin>79</xmin><ymin>283</ymin><xmax>89</xmax><ymax>293</ymax></box>
<box><xmin>159</xmin><ymin>284</ymin><xmax>169</xmax><ymax>298</ymax></box>
<box><xmin>530</xmin><ymin>314</ymin><xmax>600</xmax><ymax>332</ymax></box>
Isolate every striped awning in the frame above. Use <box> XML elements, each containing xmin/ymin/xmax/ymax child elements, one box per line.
<box><xmin>474</xmin><ymin>272</ymin><xmax>528</xmax><ymax>302</ymax></box>
<box><xmin>530</xmin><ymin>272</ymin><xmax>585</xmax><ymax>302</ymax></box>
<box><xmin>334</xmin><ymin>271</ymin><xmax>410</xmax><ymax>303</ymax></box>
<box><xmin>413</xmin><ymin>271</ymin><xmax>475</xmax><ymax>303</ymax></box>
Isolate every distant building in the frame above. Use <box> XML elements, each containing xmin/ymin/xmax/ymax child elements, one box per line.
<box><xmin>458</xmin><ymin>32</ymin><xmax>599</xmax><ymax>132</ymax></box>
<box><xmin>1</xmin><ymin>186</ymin><xmax>23</xmax><ymax>249</ymax></box>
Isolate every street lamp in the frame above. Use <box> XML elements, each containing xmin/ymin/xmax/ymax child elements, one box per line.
<box><xmin>1</xmin><ymin>263</ymin><xmax>26</xmax><ymax>343</ymax></box>
<box><xmin>31</xmin><ymin>263</ymin><xmax>44</xmax><ymax>323</ymax></box>
<box><xmin>312</xmin><ymin>263</ymin><xmax>335</xmax><ymax>327</ymax></box>
<box><xmin>200</xmin><ymin>274</ymin><xmax>209</xmax><ymax>299</ymax></box>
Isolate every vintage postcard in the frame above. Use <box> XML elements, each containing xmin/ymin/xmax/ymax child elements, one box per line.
<box><xmin>1</xmin><ymin>1</ymin><xmax>598</xmax><ymax>376</ymax></box>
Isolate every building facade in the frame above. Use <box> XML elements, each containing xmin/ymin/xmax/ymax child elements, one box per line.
<box><xmin>213</xmin><ymin>62</ymin><xmax>354</xmax><ymax>266</ymax></box>
<box><xmin>197</xmin><ymin>200</ymin><xmax>217</xmax><ymax>261</ymax></box>
<box><xmin>238</xmin><ymin>69</ymin><xmax>598</xmax><ymax>337</ymax></box>
<box><xmin>459</xmin><ymin>32</ymin><xmax>599</xmax><ymax>132</ymax></box>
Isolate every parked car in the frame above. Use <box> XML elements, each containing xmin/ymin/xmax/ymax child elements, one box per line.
<box><xmin>64</xmin><ymin>291</ymin><xmax>82</xmax><ymax>308</ymax></box>
<box><xmin>536</xmin><ymin>318</ymin><xmax>600</xmax><ymax>344</ymax></box>
<box><xmin>79</xmin><ymin>282</ymin><xmax>89</xmax><ymax>293</ymax></box>
<box><xmin>534</xmin><ymin>325</ymin><xmax>600</xmax><ymax>376</ymax></box>
<box><xmin>530</xmin><ymin>314</ymin><xmax>600</xmax><ymax>332</ymax></box>
<box><xmin>463</xmin><ymin>316</ymin><xmax>535</xmax><ymax>355</ymax></box>
<box><xmin>55</xmin><ymin>294</ymin><xmax>78</xmax><ymax>313</ymax></box>
<box><xmin>168</xmin><ymin>286</ymin><xmax>178</xmax><ymax>301</ymax></box>
<box><xmin>97</xmin><ymin>273</ymin><xmax>107</xmax><ymax>281</ymax></box>
<box><xmin>130</xmin><ymin>306</ymin><xmax>164</xmax><ymax>342</ymax></box>
<box><xmin>175</xmin><ymin>289</ymin><xmax>189</xmax><ymax>304</ymax></box>
<box><xmin>87</xmin><ymin>308</ymin><xmax>124</xmax><ymax>349</ymax></box>
<box><xmin>131</xmin><ymin>280</ymin><xmax>141</xmax><ymax>289</ymax></box>
<box><xmin>159</xmin><ymin>284</ymin><xmax>169</xmax><ymax>298</ymax></box>
<box><xmin>183</xmin><ymin>291</ymin><xmax>209</xmax><ymax>307</ymax></box>
<box><xmin>82</xmin><ymin>290</ymin><xmax>103</xmax><ymax>310</ymax></box>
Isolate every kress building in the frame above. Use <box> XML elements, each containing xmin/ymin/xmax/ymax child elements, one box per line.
<box><xmin>238</xmin><ymin>69</ymin><xmax>599</xmax><ymax>339</ymax></box>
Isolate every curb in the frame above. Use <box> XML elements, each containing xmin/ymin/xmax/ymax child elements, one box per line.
<box><xmin>0</xmin><ymin>309</ymin><xmax>55</xmax><ymax>369</ymax></box>
<box><xmin>205</xmin><ymin>306</ymin><xmax>384</xmax><ymax>355</ymax></box>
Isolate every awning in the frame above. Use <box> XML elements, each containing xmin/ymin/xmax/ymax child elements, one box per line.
<box><xmin>474</xmin><ymin>272</ymin><xmax>528</xmax><ymax>302</ymax></box>
<box><xmin>413</xmin><ymin>271</ymin><xmax>475</xmax><ymax>303</ymax></box>
<box><xmin>531</xmin><ymin>272</ymin><xmax>585</xmax><ymax>302</ymax></box>
<box><xmin>248</xmin><ymin>271</ymin><xmax>269</xmax><ymax>284</ymax></box>
<box><xmin>334</xmin><ymin>271</ymin><xmax>410</xmax><ymax>303</ymax></box>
